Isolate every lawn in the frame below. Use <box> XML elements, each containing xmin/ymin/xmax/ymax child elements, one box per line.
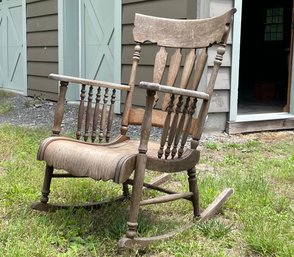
<box><xmin>0</xmin><ymin>124</ymin><xmax>293</xmax><ymax>257</ymax></box>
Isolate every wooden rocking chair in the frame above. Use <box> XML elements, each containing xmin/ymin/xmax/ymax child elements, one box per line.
<box><xmin>32</xmin><ymin>9</ymin><xmax>236</xmax><ymax>248</ymax></box>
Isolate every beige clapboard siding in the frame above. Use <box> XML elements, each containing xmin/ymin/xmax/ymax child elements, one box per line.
<box><xmin>27</xmin><ymin>76</ymin><xmax>58</xmax><ymax>94</ymax></box>
<box><xmin>121</xmin><ymin>0</ymin><xmax>197</xmax><ymax>109</ymax></box>
<box><xmin>122</xmin><ymin>0</ymin><xmax>191</xmax><ymax>24</ymax></box>
<box><xmin>206</xmin><ymin>0</ymin><xmax>234</xmax><ymax>128</ymax></box>
<box><xmin>27</xmin><ymin>47</ymin><xmax>58</xmax><ymax>62</ymax></box>
<box><xmin>205</xmin><ymin>112</ymin><xmax>228</xmax><ymax>131</ymax></box>
<box><xmin>27</xmin><ymin>15</ymin><xmax>58</xmax><ymax>32</ymax></box>
<box><xmin>27</xmin><ymin>31</ymin><xmax>58</xmax><ymax>47</ymax></box>
<box><xmin>26</xmin><ymin>0</ymin><xmax>57</xmax><ymax>18</ymax></box>
<box><xmin>26</xmin><ymin>0</ymin><xmax>58</xmax><ymax>99</ymax></box>
<box><xmin>28</xmin><ymin>62</ymin><xmax>58</xmax><ymax>77</ymax></box>
<box><xmin>208</xmin><ymin>67</ymin><xmax>231</xmax><ymax>90</ymax></box>
<box><xmin>27</xmin><ymin>89</ymin><xmax>58</xmax><ymax>101</ymax></box>
<box><xmin>206</xmin><ymin>0</ymin><xmax>234</xmax><ymax>127</ymax></box>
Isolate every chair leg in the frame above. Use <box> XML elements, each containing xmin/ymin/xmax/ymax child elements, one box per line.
<box><xmin>126</xmin><ymin>154</ymin><xmax>147</xmax><ymax>239</ymax></box>
<box><xmin>187</xmin><ymin>167</ymin><xmax>201</xmax><ymax>218</ymax></box>
<box><xmin>119</xmin><ymin>166</ymin><xmax>232</xmax><ymax>249</ymax></box>
<box><xmin>40</xmin><ymin>164</ymin><xmax>54</xmax><ymax>204</ymax></box>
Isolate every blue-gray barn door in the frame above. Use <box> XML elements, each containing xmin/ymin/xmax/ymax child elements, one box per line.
<box><xmin>0</xmin><ymin>0</ymin><xmax>25</xmax><ymax>92</ymax></box>
<box><xmin>80</xmin><ymin>0</ymin><xmax>121</xmax><ymax>112</ymax></box>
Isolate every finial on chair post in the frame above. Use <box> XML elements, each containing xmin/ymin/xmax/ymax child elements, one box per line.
<box><xmin>52</xmin><ymin>81</ymin><xmax>68</xmax><ymax>136</ymax></box>
<box><xmin>121</xmin><ymin>43</ymin><xmax>142</xmax><ymax>136</ymax></box>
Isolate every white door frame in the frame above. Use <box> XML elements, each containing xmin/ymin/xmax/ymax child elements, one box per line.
<box><xmin>229</xmin><ymin>0</ymin><xmax>243</xmax><ymax>121</ymax></box>
<box><xmin>230</xmin><ymin>0</ymin><xmax>294</xmax><ymax>122</ymax></box>
<box><xmin>22</xmin><ymin>0</ymin><xmax>27</xmax><ymax>94</ymax></box>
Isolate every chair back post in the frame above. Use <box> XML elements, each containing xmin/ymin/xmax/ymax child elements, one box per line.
<box><xmin>121</xmin><ymin>44</ymin><xmax>141</xmax><ymax>135</ymax></box>
<box><xmin>138</xmin><ymin>89</ymin><xmax>156</xmax><ymax>154</ymax></box>
<box><xmin>52</xmin><ymin>81</ymin><xmax>68</xmax><ymax>136</ymax></box>
<box><xmin>192</xmin><ymin>15</ymin><xmax>234</xmax><ymax>142</ymax></box>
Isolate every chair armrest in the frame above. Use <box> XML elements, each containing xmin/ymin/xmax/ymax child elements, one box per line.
<box><xmin>139</xmin><ymin>81</ymin><xmax>209</xmax><ymax>100</ymax></box>
<box><xmin>49</xmin><ymin>73</ymin><xmax>131</xmax><ymax>91</ymax></box>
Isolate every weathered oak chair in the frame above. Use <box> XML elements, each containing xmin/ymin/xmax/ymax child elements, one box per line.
<box><xmin>32</xmin><ymin>9</ymin><xmax>236</xmax><ymax>248</ymax></box>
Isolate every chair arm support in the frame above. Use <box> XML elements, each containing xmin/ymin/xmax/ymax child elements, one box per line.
<box><xmin>139</xmin><ymin>81</ymin><xmax>209</xmax><ymax>100</ymax></box>
<box><xmin>49</xmin><ymin>73</ymin><xmax>131</xmax><ymax>91</ymax></box>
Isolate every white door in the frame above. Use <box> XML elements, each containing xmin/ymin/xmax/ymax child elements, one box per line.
<box><xmin>0</xmin><ymin>0</ymin><xmax>26</xmax><ymax>92</ymax></box>
<box><xmin>80</xmin><ymin>0</ymin><xmax>121</xmax><ymax>112</ymax></box>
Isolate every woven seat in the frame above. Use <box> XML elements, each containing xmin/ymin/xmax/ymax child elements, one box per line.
<box><xmin>38</xmin><ymin>137</ymin><xmax>159</xmax><ymax>183</ymax></box>
<box><xmin>32</xmin><ymin>9</ymin><xmax>236</xmax><ymax>249</ymax></box>
<box><xmin>37</xmin><ymin>137</ymin><xmax>195</xmax><ymax>183</ymax></box>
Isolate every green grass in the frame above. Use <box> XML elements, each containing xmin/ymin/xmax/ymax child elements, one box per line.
<box><xmin>0</xmin><ymin>90</ymin><xmax>15</xmax><ymax>114</ymax></box>
<box><xmin>0</xmin><ymin>125</ymin><xmax>294</xmax><ymax>256</ymax></box>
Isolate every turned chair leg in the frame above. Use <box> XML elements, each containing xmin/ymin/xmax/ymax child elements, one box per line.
<box><xmin>126</xmin><ymin>154</ymin><xmax>147</xmax><ymax>239</ymax></box>
<box><xmin>40</xmin><ymin>164</ymin><xmax>54</xmax><ymax>204</ymax></box>
<box><xmin>188</xmin><ymin>167</ymin><xmax>201</xmax><ymax>218</ymax></box>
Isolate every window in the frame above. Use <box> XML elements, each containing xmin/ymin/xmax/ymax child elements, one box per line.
<box><xmin>264</xmin><ymin>7</ymin><xmax>283</xmax><ymax>41</ymax></box>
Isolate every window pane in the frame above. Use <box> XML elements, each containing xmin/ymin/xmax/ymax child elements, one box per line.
<box><xmin>277</xmin><ymin>33</ymin><xmax>283</xmax><ymax>40</ymax></box>
<box><xmin>271</xmin><ymin>33</ymin><xmax>277</xmax><ymax>40</ymax></box>
<box><xmin>273</xmin><ymin>16</ymin><xmax>279</xmax><ymax>23</ymax></box>
<box><xmin>265</xmin><ymin>25</ymin><xmax>270</xmax><ymax>32</ymax></box>
<box><xmin>267</xmin><ymin>16</ymin><xmax>273</xmax><ymax>23</ymax></box>
<box><xmin>264</xmin><ymin>7</ymin><xmax>283</xmax><ymax>41</ymax></box>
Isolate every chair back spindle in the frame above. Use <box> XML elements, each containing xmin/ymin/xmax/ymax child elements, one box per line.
<box><xmin>98</xmin><ymin>88</ymin><xmax>109</xmax><ymax>142</ymax></box>
<box><xmin>162</xmin><ymin>48</ymin><xmax>182</xmax><ymax>110</ymax></box>
<box><xmin>191</xmin><ymin>48</ymin><xmax>208</xmax><ymax>91</ymax></box>
<box><xmin>158</xmin><ymin>93</ymin><xmax>175</xmax><ymax>159</ymax></box>
<box><xmin>76</xmin><ymin>84</ymin><xmax>86</xmax><ymax>140</ymax></box>
<box><xmin>106</xmin><ymin>89</ymin><xmax>116</xmax><ymax>142</ymax></box>
<box><xmin>91</xmin><ymin>87</ymin><xmax>101</xmax><ymax>142</ymax></box>
<box><xmin>52</xmin><ymin>82</ymin><xmax>119</xmax><ymax>143</ymax></box>
<box><xmin>153</xmin><ymin>47</ymin><xmax>168</xmax><ymax>106</ymax></box>
<box><xmin>84</xmin><ymin>85</ymin><xmax>93</xmax><ymax>142</ymax></box>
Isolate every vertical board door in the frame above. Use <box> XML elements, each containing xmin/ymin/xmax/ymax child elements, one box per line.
<box><xmin>80</xmin><ymin>0</ymin><xmax>121</xmax><ymax>112</ymax></box>
<box><xmin>0</xmin><ymin>0</ymin><xmax>25</xmax><ymax>92</ymax></box>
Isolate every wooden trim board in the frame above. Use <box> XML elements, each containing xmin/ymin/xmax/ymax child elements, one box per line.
<box><xmin>226</xmin><ymin>118</ymin><xmax>294</xmax><ymax>134</ymax></box>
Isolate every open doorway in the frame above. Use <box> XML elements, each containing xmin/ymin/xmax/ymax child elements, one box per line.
<box><xmin>238</xmin><ymin>0</ymin><xmax>292</xmax><ymax>115</ymax></box>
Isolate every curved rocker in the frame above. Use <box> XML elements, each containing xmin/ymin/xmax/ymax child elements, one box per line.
<box><xmin>118</xmin><ymin>188</ymin><xmax>233</xmax><ymax>249</ymax></box>
<box><xmin>31</xmin><ymin>195</ymin><xmax>128</xmax><ymax>213</ymax></box>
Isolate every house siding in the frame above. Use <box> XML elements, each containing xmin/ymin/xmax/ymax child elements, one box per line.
<box><xmin>26</xmin><ymin>0</ymin><xmax>59</xmax><ymax>100</ymax></box>
<box><xmin>205</xmin><ymin>0</ymin><xmax>234</xmax><ymax>131</ymax></box>
<box><xmin>24</xmin><ymin>0</ymin><xmax>235</xmax><ymax>131</ymax></box>
<box><xmin>121</xmin><ymin>0</ymin><xmax>197</xmax><ymax>108</ymax></box>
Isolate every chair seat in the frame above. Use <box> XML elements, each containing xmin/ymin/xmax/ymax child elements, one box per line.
<box><xmin>37</xmin><ymin>137</ymin><xmax>160</xmax><ymax>183</ymax></box>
